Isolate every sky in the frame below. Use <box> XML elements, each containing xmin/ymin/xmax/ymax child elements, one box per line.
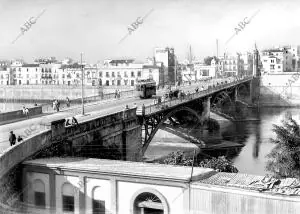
<box><xmin>0</xmin><ymin>0</ymin><xmax>300</xmax><ymax>63</ymax></box>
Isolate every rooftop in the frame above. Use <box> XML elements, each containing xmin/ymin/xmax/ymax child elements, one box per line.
<box><xmin>193</xmin><ymin>172</ymin><xmax>300</xmax><ymax>197</ymax></box>
<box><xmin>23</xmin><ymin>157</ymin><xmax>214</xmax><ymax>182</ymax></box>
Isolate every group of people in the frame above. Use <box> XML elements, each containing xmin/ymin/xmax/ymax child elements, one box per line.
<box><xmin>9</xmin><ymin>131</ymin><xmax>23</xmax><ymax>146</ymax></box>
<box><xmin>52</xmin><ymin>99</ymin><xmax>61</xmax><ymax>112</ymax></box>
<box><xmin>22</xmin><ymin>106</ymin><xmax>29</xmax><ymax>118</ymax></box>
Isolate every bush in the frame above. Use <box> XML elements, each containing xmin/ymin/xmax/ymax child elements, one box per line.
<box><xmin>160</xmin><ymin>151</ymin><xmax>238</xmax><ymax>173</ymax></box>
<box><xmin>198</xmin><ymin>156</ymin><xmax>238</xmax><ymax>173</ymax></box>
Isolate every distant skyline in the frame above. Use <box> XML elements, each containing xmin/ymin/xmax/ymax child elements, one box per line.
<box><xmin>0</xmin><ymin>0</ymin><xmax>299</xmax><ymax>63</ymax></box>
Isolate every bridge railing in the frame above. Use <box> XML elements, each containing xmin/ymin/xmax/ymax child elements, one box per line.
<box><xmin>141</xmin><ymin>76</ymin><xmax>253</xmax><ymax>115</ymax></box>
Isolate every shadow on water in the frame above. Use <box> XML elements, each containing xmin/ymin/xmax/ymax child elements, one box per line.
<box><xmin>147</xmin><ymin>107</ymin><xmax>300</xmax><ymax>175</ymax></box>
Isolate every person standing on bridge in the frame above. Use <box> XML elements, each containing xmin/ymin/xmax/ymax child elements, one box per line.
<box><xmin>66</xmin><ymin>97</ymin><xmax>70</xmax><ymax>107</ymax></box>
<box><xmin>9</xmin><ymin>131</ymin><xmax>16</xmax><ymax>146</ymax></box>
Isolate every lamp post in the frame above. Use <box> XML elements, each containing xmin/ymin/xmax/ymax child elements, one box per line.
<box><xmin>81</xmin><ymin>52</ymin><xmax>85</xmax><ymax>115</ymax></box>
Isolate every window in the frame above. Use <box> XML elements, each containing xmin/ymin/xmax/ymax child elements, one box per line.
<box><xmin>112</xmin><ymin>80</ymin><xmax>115</xmax><ymax>85</ymax></box>
<box><xmin>27</xmin><ymin>68</ymin><xmax>29</xmax><ymax>72</ymax></box>
<box><xmin>62</xmin><ymin>183</ymin><xmax>75</xmax><ymax>212</ymax></box>
<box><xmin>93</xmin><ymin>200</ymin><xmax>105</xmax><ymax>214</ymax></box>
<box><xmin>106</xmin><ymin>72</ymin><xmax>109</xmax><ymax>77</ymax></box>
<box><xmin>106</xmin><ymin>80</ymin><xmax>109</xmax><ymax>86</ymax></box>
<box><xmin>27</xmin><ymin>80</ymin><xmax>29</xmax><ymax>85</ymax></box>
<box><xmin>117</xmin><ymin>72</ymin><xmax>120</xmax><ymax>77</ymax></box>
<box><xmin>117</xmin><ymin>80</ymin><xmax>121</xmax><ymax>86</ymax></box>
<box><xmin>270</xmin><ymin>65</ymin><xmax>275</xmax><ymax>69</ymax></box>
<box><xmin>271</xmin><ymin>59</ymin><xmax>274</xmax><ymax>63</ymax></box>
<box><xmin>131</xmin><ymin>80</ymin><xmax>134</xmax><ymax>86</ymax></box>
<box><xmin>33</xmin><ymin>179</ymin><xmax>46</xmax><ymax>208</ymax></box>
<box><xmin>124</xmin><ymin>72</ymin><xmax>128</xmax><ymax>77</ymax></box>
<box><xmin>62</xmin><ymin>74</ymin><xmax>65</xmax><ymax>78</ymax></box>
<box><xmin>124</xmin><ymin>80</ymin><xmax>128</xmax><ymax>85</ymax></box>
<box><xmin>137</xmin><ymin>71</ymin><xmax>141</xmax><ymax>77</ymax></box>
<box><xmin>112</xmin><ymin>72</ymin><xmax>115</xmax><ymax>77</ymax></box>
<box><xmin>99</xmin><ymin>72</ymin><xmax>102</xmax><ymax>77</ymax></box>
<box><xmin>131</xmin><ymin>72</ymin><xmax>134</xmax><ymax>77</ymax></box>
<box><xmin>92</xmin><ymin>187</ymin><xmax>106</xmax><ymax>214</ymax></box>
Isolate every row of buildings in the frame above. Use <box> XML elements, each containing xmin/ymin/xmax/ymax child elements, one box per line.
<box><xmin>1</xmin><ymin>45</ymin><xmax>293</xmax><ymax>87</ymax></box>
<box><xmin>260</xmin><ymin>45</ymin><xmax>300</xmax><ymax>74</ymax></box>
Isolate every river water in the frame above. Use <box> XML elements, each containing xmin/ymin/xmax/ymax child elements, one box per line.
<box><xmin>145</xmin><ymin>107</ymin><xmax>300</xmax><ymax>176</ymax></box>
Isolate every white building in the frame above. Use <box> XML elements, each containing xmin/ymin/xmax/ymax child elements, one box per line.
<box><xmin>260</xmin><ymin>46</ymin><xmax>298</xmax><ymax>74</ymax></box>
<box><xmin>21</xmin><ymin>157</ymin><xmax>300</xmax><ymax>214</ymax></box>
<box><xmin>99</xmin><ymin>59</ymin><xmax>143</xmax><ymax>86</ymax></box>
<box><xmin>194</xmin><ymin>60</ymin><xmax>217</xmax><ymax>80</ymax></box>
<box><xmin>0</xmin><ymin>67</ymin><xmax>10</xmax><ymax>85</ymax></box>
<box><xmin>22</xmin><ymin>157</ymin><xmax>214</xmax><ymax>214</ymax></box>
<box><xmin>218</xmin><ymin>53</ymin><xmax>244</xmax><ymax>77</ymax></box>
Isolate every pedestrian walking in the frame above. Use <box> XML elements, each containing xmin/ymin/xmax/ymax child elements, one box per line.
<box><xmin>117</xmin><ymin>89</ymin><xmax>120</xmax><ymax>99</ymax></box>
<box><xmin>9</xmin><ymin>131</ymin><xmax>16</xmax><ymax>146</ymax></box>
<box><xmin>24</xmin><ymin>108</ymin><xmax>29</xmax><ymax>118</ymax></box>
<box><xmin>56</xmin><ymin>100</ymin><xmax>60</xmax><ymax>112</ymax></box>
<box><xmin>22</xmin><ymin>106</ymin><xmax>26</xmax><ymax>115</ymax></box>
<box><xmin>66</xmin><ymin>97</ymin><xmax>70</xmax><ymax>107</ymax></box>
<box><xmin>115</xmin><ymin>89</ymin><xmax>118</xmax><ymax>98</ymax></box>
<box><xmin>53</xmin><ymin>100</ymin><xmax>57</xmax><ymax>112</ymax></box>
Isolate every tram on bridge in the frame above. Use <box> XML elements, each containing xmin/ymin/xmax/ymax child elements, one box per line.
<box><xmin>136</xmin><ymin>79</ymin><xmax>157</xmax><ymax>98</ymax></box>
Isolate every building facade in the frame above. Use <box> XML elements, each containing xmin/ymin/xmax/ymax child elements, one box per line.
<box><xmin>21</xmin><ymin>157</ymin><xmax>300</xmax><ymax>214</ymax></box>
<box><xmin>154</xmin><ymin>47</ymin><xmax>176</xmax><ymax>84</ymax></box>
<box><xmin>218</xmin><ymin>53</ymin><xmax>244</xmax><ymax>77</ymax></box>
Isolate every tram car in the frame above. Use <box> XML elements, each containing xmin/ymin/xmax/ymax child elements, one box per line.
<box><xmin>136</xmin><ymin>79</ymin><xmax>157</xmax><ymax>98</ymax></box>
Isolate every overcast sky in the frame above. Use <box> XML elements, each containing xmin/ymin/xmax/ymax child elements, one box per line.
<box><xmin>0</xmin><ymin>0</ymin><xmax>299</xmax><ymax>63</ymax></box>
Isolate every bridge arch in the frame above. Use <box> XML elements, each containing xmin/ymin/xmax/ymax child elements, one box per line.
<box><xmin>211</xmin><ymin>91</ymin><xmax>233</xmax><ymax>110</ymax></box>
<box><xmin>236</xmin><ymin>83</ymin><xmax>249</xmax><ymax>98</ymax></box>
<box><xmin>142</xmin><ymin>106</ymin><xmax>202</xmax><ymax>154</ymax></box>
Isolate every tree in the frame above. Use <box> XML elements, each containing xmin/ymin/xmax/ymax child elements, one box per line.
<box><xmin>266</xmin><ymin>118</ymin><xmax>300</xmax><ymax>179</ymax></box>
<box><xmin>160</xmin><ymin>151</ymin><xmax>238</xmax><ymax>173</ymax></box>
<box><xmin>204</xmin><ymin>56</ymin><xmax>214</xmax><ymax>65</ymax></box>
<box><xmin>203</xmin><ymin>56</ymin><xmax>219</xmax><ymax>65</ymax></box>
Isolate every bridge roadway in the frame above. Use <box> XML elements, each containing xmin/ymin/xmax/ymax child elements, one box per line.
<box><xmin>0</xmin><ymin>77</ymin><xmax>245</xmax><ymax>154</ymax></box>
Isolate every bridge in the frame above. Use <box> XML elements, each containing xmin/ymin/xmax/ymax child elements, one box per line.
<box><xmin>137</xmin><ymin>76</ymin><xmax>254</xmax><ymax>153</ymax></box>
<box><xmin>0</xmin><ymin>76</ymin><xmax>255</xmax><ymax>178</ymax></box>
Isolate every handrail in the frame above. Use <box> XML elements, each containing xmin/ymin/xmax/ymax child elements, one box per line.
<box><xmin>140</xmin><ymin>76</ymin><xmax>253</xmax><ymax>115</ymax></box>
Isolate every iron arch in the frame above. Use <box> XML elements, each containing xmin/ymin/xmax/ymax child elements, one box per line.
<box><xmin>142</xmin><ymin>106</ymin><xmax>202</xmax><ymax>154</ymax></box>
<box><xmin>211</xmin><ymin>91</ymin><xmax>233</xmax><ymax>110</ymax></box>
<box><xmin>236</xmin><ymin>83</ymin><xmax>249</xmax><ymax>98</ymax></box>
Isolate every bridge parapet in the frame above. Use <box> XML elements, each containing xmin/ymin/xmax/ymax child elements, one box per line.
<box><xmin>0</xmin><ymin>108</ymin><xmax>140</xmax><ymax>178</ymax></box>
<box><xmin>139</xmin><ymin>76</ymin><xmax>253</xmax><ymax>116</ymax></box>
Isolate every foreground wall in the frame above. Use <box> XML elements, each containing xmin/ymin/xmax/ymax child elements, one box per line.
<box><xmin>0</xmin><ymin>106</ymin><xmax>42</xmax><ymax>122</ymax></box>
<box><xmin>190</xmin><ymin>184</ymin><xmax>300</xmax><ymax>214</ymax></box>
<box><xmin>0</xmin><ymin>85</ymin><xmax>102</xmax><ymax>101</ymax></box>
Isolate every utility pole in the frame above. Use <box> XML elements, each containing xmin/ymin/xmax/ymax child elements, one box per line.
<box><xmin>216</xmin><ymin>39</ymin><xmax>219</xmax><ymax>58</ymax></box>
<box><xmin>81</xmin><ymin>52</ymin><xmax>85</xmax><ymax>115</ymax></box>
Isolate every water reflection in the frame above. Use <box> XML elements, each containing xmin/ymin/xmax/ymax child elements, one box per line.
<box><xmin>147</xmin><ymin>107</ymin><xmax>300</xmax><ymax>176</ymax></box>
